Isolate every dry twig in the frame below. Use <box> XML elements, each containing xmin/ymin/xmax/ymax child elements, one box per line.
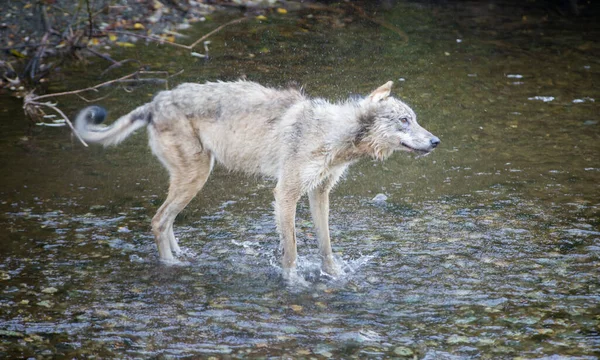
<box><xmin>100</xmin><ymin>58</ymin><xmax>142</xmax><ymax>77</ymax></box>
<box><xmin>32</xmin><ymin>71</ymin><xmax>141</xmax><ymax>101</ymax></box>
<box><xmin>108</xmin><ymin>16</ymin><xmax>248</xmax><ymax>52</ymax></box>
<box><xmin>25</xmin><ymin>95</ymin><xmax>89</xmax><ymax>146</ymax></box>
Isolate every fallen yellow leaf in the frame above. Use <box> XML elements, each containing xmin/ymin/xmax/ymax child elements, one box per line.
<box><xmin>116</xmin><ymin>42</ymin><xmax>135</xmax><ymax>48</ymax></box>
<box><xmin>133</xmin><ymin>23</ymin><xmax>145</xmax><ymax>30</ymax></box>
<box><xmin>108</xmin><ymin>34</ymin><xmax>117</xmax><ymax>42</ymax></box>
<box><xmin>153</xmin><ymin>0</ymin><xmax>164</xmax><ymax>9</ymax></box>
<box><xmin>9</xmin><ymin>49</ymin><xmax>26</xmax><ymax>58</ymax></box>
<box><xmin>277</xmin><ymin>8</ymin><xmax>288</xmax><ymax>14</ymax></box>
<box><xmin>256</xmin><ymin>15</ymin><xmax>268</xmax><ymax>21</ymax></box>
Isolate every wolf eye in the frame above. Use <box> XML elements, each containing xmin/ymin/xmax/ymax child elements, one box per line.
<box><xmin>400</xmin><ymin>117</ymin><xmax>409</xmax><ymax>124</ymax></box>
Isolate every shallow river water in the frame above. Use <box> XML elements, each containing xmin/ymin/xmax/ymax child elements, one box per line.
<box><xmin>1</xmin><ymin>1</ymin><xmax>599</xmax><ymax>359</ymax></box>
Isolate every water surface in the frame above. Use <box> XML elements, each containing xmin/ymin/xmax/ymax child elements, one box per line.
<box><xmin>1</xmin><ymin>1</ymin><xmax>599</xmax><ymax>358</ymax></box>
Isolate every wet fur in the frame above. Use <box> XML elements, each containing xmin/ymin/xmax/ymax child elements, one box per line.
<box><xmin>74</xmin><ymin>80</ymin><xmax>440</xmax><ymax>279</ymax></box>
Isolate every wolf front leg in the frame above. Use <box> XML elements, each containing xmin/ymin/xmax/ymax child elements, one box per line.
<box><xmin>273</xmin><ymin>178</ymin><xmax>302</xmax><ymax>280</ymax></box>
<box><xmin>308</xmin><ymin>183</ymin><xmax>340</xmax><ymax>277</ymax></box>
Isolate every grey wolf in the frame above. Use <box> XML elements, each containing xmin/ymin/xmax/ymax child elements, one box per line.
<box><xmin>75</xmin><ymin>80</ymin><xmax>440</xmax><ymax>279</ymax></box>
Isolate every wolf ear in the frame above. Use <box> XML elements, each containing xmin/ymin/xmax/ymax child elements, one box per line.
<box><xmin>368</xmin><ymin>81</ymin><xmax>393</xmax><ymax>102</ymax></box>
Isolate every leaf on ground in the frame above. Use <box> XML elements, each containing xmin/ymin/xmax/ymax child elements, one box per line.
<box><xmin>10</xmin><ymin>49</ymin><xmax>26</xmax><ymax>58</ymax></box>
<box><xmin>116</xmin><ymin>42</ymin><xmax>135</xmax><ymax>48</ymax></box>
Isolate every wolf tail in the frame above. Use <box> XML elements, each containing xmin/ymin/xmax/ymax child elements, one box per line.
<box><xmin>74</xmin><ymin>104</ymin><xmax>152</xmax><ymax>147</ymax></box>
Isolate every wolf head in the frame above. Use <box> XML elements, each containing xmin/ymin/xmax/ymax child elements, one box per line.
<box><xmin>359</xmin><ymin>81</ymin><xmax>440</xmax><ymax>160</ymax></box>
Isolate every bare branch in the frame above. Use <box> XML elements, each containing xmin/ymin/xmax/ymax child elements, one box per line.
<box><xmin>75</xmin><ymin>91</ymin><xmax>113</xmax><ymax>103</ymax></box>
<box><xmin>106</xmin><ymin>16</ymin><xmax>248</xmax><ymax>51</ymax></box>
<box><xmin>188</xmin><ymin>17</ymin><xmax>248</xmax><ymax>49</ymax></box>
<box><xmin>100</xmin><ymin>58</ymin><xmax>142</xmax><ymax>77</ymax></box>
<box><xmin>27</xmin><ymin>100</ymin><xmax>89</xmax><ymax>147</ymax></box>
<box><xmin>31</xmin><ymin>70</ymin><xmax>141</xmax><ymax>101</ymax></box>
<box><xmin>84</xmin><ymin>47</ymin><xmax>119</xmax><ymax>64</ymax></box>
<box><xmin>109</xmin><ymin>30</ymin><xmax>192</xmax><ymax>50</ymax></box>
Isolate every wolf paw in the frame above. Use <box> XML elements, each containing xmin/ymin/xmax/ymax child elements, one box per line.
<box><xmin>282</xmin><ymin>267</ymin><xmax>310</xmax><ymax>287</ymax></box>
<box><xmin>321</xmin><ymin>259</ymin><xmax>342</xmax><ymax>279</ymax></box>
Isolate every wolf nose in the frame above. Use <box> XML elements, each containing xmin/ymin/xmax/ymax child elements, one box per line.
<box><xmin>430</xmin><ymin>136</ymin><xmax>440</xmax><ymax>148</ymax></box>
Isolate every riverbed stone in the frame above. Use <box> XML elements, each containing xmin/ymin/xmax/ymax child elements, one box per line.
<box><xmin>393</xmin><ymin>346</ymin><xmax>414</xmax><ymax>356</ymax></box>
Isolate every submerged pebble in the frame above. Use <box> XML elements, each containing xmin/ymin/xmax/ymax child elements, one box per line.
<box><xmin>572</xmin><ymin>97</ymin><xmax>595</xmax><ymax>103</ymax></box>
<box><xmin>41</xmin><ymin>287</ymin><xmax>58</xmax><ymax>294</ymax></box>
<box><xmin>0</xmin><ymin>271</ymin><xmax>10</xmax><ymax>280</ymax></box>
<box><xmin>446</xmin><ymin>335</ymin><xmax>471</xmax><ymax>344</ymax></box>
<box><xmin>528</xmin><ymin>96</ymin><xmax>555</xmax><ymax>102</ymax></box>
<box><xmin>372</xmin><ymin>193</ymin><xmax>388</xmax><ymax>203</ymax></box>
<box><xmin>393</xmin><ymin>346</ymin><xmax>414</xmax><ymax>356</ymax></box>
<box><xmin>36</xmin><ymin>300</ymin><xmax>53</xmax><ymax>308</ymax></box>
<box><xmin>0</xmin><ymin>330</ymin><xmax>24</xmax><ymax>338</ymax></box>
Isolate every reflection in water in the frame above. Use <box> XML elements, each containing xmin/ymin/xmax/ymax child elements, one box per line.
<box><xmin>0</xmin><ymin>0</ymin><xmax>599</xmax><ymax>358</ymax></box>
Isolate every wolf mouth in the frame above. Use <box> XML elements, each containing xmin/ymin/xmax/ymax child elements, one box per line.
<box><xmin>401</xmin><ymin>142</ymin><xmax>431</xmax><ymax>154</ymax></box>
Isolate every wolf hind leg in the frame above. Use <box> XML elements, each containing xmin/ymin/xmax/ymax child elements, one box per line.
<box><xmin>151</xmin><ymin>154</ymin><xmax>212</xmax><ymax>261</ymax></box>
<box><xmin>168</xmin><ymin>223</ymin><xmax>181</xmax><ymax>254</ymax></box>
<box><xmin>150</xmin><ymin>128</ymin><xmax>213</xmax><ymax>261</ymax></box>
